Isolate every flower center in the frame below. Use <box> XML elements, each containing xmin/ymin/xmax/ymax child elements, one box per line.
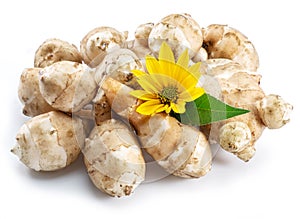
<box><xmin>159</xmin><ymin>86</ymin><xmax>178</xmax><ymax>104</ymax></box>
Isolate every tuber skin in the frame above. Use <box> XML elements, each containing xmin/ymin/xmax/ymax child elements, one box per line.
<box><xmin>192</xmin><ymin>47</ymin><xmax>208</xmax><ymax>62</ymax></box>
<box><xmin>11</xmin><ymin>111</ymin><xmax>85</xmax><ymax>171</ymax></box>
<box><xmin>101</xmin><ymin>77</ymin><xmax>212</xmax><ymax>178</ymax></box>
<box><xmin>93</xmin><ymin>88</ymin><xmax>112</xmax><ymax>125</ymax></box>
<box><xmin>202</xmin><ymin>24</ymin><xmax>259</xmax><ymax>72</ymax></box>
<box><xmin>80</xmin><ymin>27</ymin><xmax>128</xmax><ymax>68</ymax></box>
<box><xmin>18</xmin><ymin>68</ymin><xmax>55</xmax><ymax>117</ymax></box>
<box><xmin>83</xmin><ymin>119</ymin><xmax>145</xmax><ymax>197</ymax></box>
<box><xmin>94</xmin><ymin>48</ymin><xmax>144</xmax><ymax>89</ymax></box>
<box><xmin>219</xmin><ymin>122</ymin><xmax>252</xmax><ymax>153</ymax></box>
<box><xmin>258</xmin><ymin>94</ymin><xmax>293</xmax><ymax>129</ymax></box>
<box><xmin>201</xmin><ymin>59</ymin><xmax>292</xmax><ymax>161</ymax></box>
<box><xmin>34</xmin><ymin>38</ymin><xmax>82</xmax><ymax>68</ymax></box>
<box><xmin>134</xmin><ymin>23</ymin><xmax>154</xmax><ymax>47</ymax></box>
<box><xmin>122</xmin><ymin>39</ymin><xmax>153</xmax><ymax>61</ymax></box>
<box><xmin>12</xmin><ymin>13</ymin><xmax>293</xmax><ymax>197</ymax></box>
<box><xmin>201</xmin><ymin>59</ymin><xmax>265</xmax><ymax>161</ymax></box>
<box><xmin>159</xmin><ymin>124</ymin><xmax>212</xmax><ymax>178</ymax></box>
<box><xmin>39</xmin><ymin>61</ymin><xmax>97</xmax><ymax>113</ymax></box>
<box><xmin>148</xmin><ymin>13</ymin><xmax>203</xmax><ymax>59</ymax></box>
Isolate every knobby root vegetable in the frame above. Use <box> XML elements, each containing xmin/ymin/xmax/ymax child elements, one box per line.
<box><xmin>134</xmin><ymin>23</ymin><xmax>154</xmax><ymax>47</ymax></box>
<box><xmin>34</xmin><ymin>38</ymin><xmax>82</xmax><ymax>68</ymax></box>
<box><xmin>219</xmin><ymin>122</ymin><xmax>252</xmax><ymax>153</ymax></box>
<box><xmin>93</xmin><ymin>88</ymin><xmax>112</xmax><ymax>125</ymax></box>
<box><xmin>122</xmin><ymin>40</ymin><xmax>153</xmax><ymax>61</ymax></box>
<box><xmin>159</xmin><ymin>124</ymin><xmax>212</xmax><ymax>178</ymax></box>
<box><xmin>83</xmin><ymin>119</ymin><xmax>145</xmax><ymax>197</ymax></box>
<box><xmin>39</xmin><ymin>61</ymin><xmax>97</xmax><ymax>113</ymax></box>
<box><xmin>202</xmin><ymin>24</ymin><xmax>259</xmax><ymax>72</ymax></box>
<box><xmin>192</xmin><ymin>47</ymin><xmax>208</xmax><ymax>62</ymax></box>
<box><xmin>11</xmin><ymin>111</ymin><xmax>85</xmax><ymax>171</ymax></box>
<box><xmin>201</xmin><ymin>59</ymin><xmax>292</xmax><ymax>161</ymax></box>
<box><xmin>201</xmin><ymin>59</ymin><xmax>265</xmax><ymax>161</ymax></box>
<box><xmin>149</xmin><ymin>13</ymin><xmax>203</xmax><ymax>59</ymax></box>
<box><xmin>12</xmin><ymin>13</ymin><xmax>293</xmax><ymax>197</ymax></box>
<box><xmin>201</xmin><ymin>58</ymin><xmax>244</xmax><ymax>77</ymax></box>
<box><xmin>257</xmin><ymin>94</ymin><xmax>293</xmax><ymax>129</ymax></box>
<box><xmin>94</xmin><ymin>48</ymin><xmax>144</xmax><ymax>89</ymax></box>
<box><xmin>80</xmin><ymin>27</ymin><xmax>128</xmax><ymax>68</ymax></box>
<box><xmin>18</xmin><ymin>68</ymin><xmax>55</xmax><ymax>117</ymax></box>
<box><xmin>101</xmin><ymin>77</ymin><xmax>212</xmax><ymax>178</ymax></box>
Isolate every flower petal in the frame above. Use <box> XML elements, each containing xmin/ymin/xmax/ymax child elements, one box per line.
<box><xmin>179</xmin><ymin>73</ymin><xmax>199</xmax><ymax>91</ymax></box>
<box><xmin>179</xmin><ymin>87</ymin><xmax>205</xmax><ymax>102</ymax></box>
<box><xmin>159</xmin><ymin>42</ymin><xmax>175</xmax><ymax>63</ymax></box>
<box><xmin>130</xmin><ymin>90</ymin><xmax>157</xmax><ymax>100</ymax></box>
<box><xmin>154</xmin><ymin>104</ymin><xmax>169</xmax><ymax>114</ymax></box>
<box><xmin>188</xmin><ymin>87</ymin><xmax>205</xmax><ymax>100</ymax></box>
<box><xmin>158</xmin><ymin>61</ymin><xmax>194</xmax><ymax>87</ymax></box>
<box><xmin>171</xmin><ymin>101</ymin><xmax>186</xmax><ymax>114</ymax></box>
<box><xmin>176</xmin><ymin>49</ymin><xmax>189</xmax><ymax>69</ymax></box>
<box><xmin>165</xmin><ymin>105</ymin><xmax>172</xmax><ymax>114</ymax></box>
<box><xmin>132</xmin><ymin>69</ymin><xmax>147</xmax><ymax>77</ymax></box>
<box><xmin>141</xmin><ymin>73</ymin><xmax>175</xmax><ymax>92</ymax></box>
<box><xmin>145</xmin><ymin>73</ymin><xmax>187</xmax><ymax>93</ymax></box>
<box><xmin>136</xmin><ymin>74</ymin><xmax>161</xmax><ymax>93</ymax></box>
<box><xmin>157</xmin><ymin>60</ymin><xmax>175</xmax><ymax>78</ymax></box>
<box><xmin>145</xmin><ymin>56</ymin><xmax>161</xmax><ymax>74</ymax></box>
<box><xmin>188</xmin><ymin>62</ymin><xmax>201</xmax><ymax>78</ymax></box>
<box><xmin>136</xmin><ymin>100</ymin><xmax>163</xmax><ymax>115</ymax></box>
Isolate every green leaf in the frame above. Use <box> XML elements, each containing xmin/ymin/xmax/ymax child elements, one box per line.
<box><xmin>172</xmin><ymin>93</ymin><xmax>250</xmax><ymax>126</ymax></box>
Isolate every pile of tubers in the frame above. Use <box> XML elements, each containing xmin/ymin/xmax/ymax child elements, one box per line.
<box><xmin>12</xmin><ymin>13</ymin><xmax>292</xmax><ymax>197</ymax></box>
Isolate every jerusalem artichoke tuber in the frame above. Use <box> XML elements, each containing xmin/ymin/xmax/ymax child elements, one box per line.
<box><xmin>83</xmin><ymin>119</ymin><xmax>145</xmax><ymax>197</ymax></box>
<box><xmin>80</xmin><ymin>27</ymin><xmax>128</xmax><ymax>67</ymax></box>
<box><xmin>34</xmin><ymin>38</ymin><xmax>82</xmax><ymax>68</ymax></box>
<box><xmin>94</xmin><ymin>48</ymin><xmax>144</xmax><ymax>89</ymax></box>
<box><xmin>18</xmin><ymin>68</ymin><xmax>55</xmax><ymax>117</ymax></box>
<box><xmin>101</xmin><ymin>77</ymin><xmax>212</xmax><ymax>178</ymax></box>
<box><xmin>201</xmin><ymin>59</ymin><xmax>292</xmax><ymax>161</ymax></box>
<box><xmin>12</xmin><ymin>13</ymin><xmax>293</xmax><ymax>197</ymax></box>
<box><xmin>202</xmin><ymin>24</ymin><xmax>259</xmax><ymax>71</ymax></box>
<box><xmin>39</xmin><ymin>61</ymin><xmax>97</xmax><ymax>113</ymax></box>
<box><xmin>11</xmin><ymin>111</ymin><xmax>85</xmax><ymax>171</ymax></box>
<box><xmin>149</xmin><ymin>13</ymin><xmax>203</xmax><ymax>59</ymax></box>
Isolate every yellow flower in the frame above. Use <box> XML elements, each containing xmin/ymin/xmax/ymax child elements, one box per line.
<box><xmin>130</xmin><ymin>42</ymin><xmax>205</xmax><ymax>115</ymax></box>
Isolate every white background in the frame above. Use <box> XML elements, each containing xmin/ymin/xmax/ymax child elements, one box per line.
<box><xmin>1</xmin><ymin>0</ymin><xmax>299</xmax><ymax>218</ymax></box>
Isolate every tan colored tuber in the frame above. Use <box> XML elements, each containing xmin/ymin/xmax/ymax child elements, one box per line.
<box><xmin>219</xmin><ymin>122</ymin><xmax>252</xmax><ymax>153</ymax></box>
<box><xmin>39</xmin><ymin>61</ymin><xmax>97</xmax><ymax>113</ymax></box>
<box><xmin>149</xmin><ymin>13</ymin><xmax>203</xmax><ymax>59</ymax></box>
<box><xmin>201</xmin><ymin>59</ymin><xmax>292</xmax><ymax>161</ymax></box>
<box><xmin>34</xmin><ymin>38</ymin><xmax>82</xmax><ymax>68</ymax></box>
<box><xmin>192</xmin><ymin>47</ymin><xmax>208</xmax><ymax>62</ymax></box>
<box><xmin>159</xmin><ymin>124</ymin><xmax>212</xmax><ymax>178</ymax></box>
<box><xmin>83</xmin><ymin>119</ymin><xmax>145</xmax><ymax>197</ymax></box>
<box><xmin>93</xmin><ymin>88</ymin><xmax>112</xmax><ymax>125</ymax></box>
<box><xmin>202</xmin><ymin>24</ymin><xmax>259</xmax><ymax>72</ymax></box>
<box><xmin>94</xmin><ymin>48</ymin><xmax>144</xmax><ymax>89</ymax></box>
<box><xmin>122</xmin><ymin>22</ymin><xmax>154</xmax><ymax>62</ymax></box>
<box><xmin>101</xmin><ymin>77</ymin><xmax>212</xmax><ymax>178</ymax></box>
<box><xmin>18</xmin><ymin>68</ymin><xmax>55</xmax><ymax>117</ymax></box>
<box><xmin>122</xmin><ymin>40</ymin><xmax>153</xmax><ymax>60</ymax></box>
<box><xmin>134</xmin><ymin>23</ymin><xmax>154</xmax><ymax>47</ymax></box>
<box><xmin>11</xmin><ymin>111</ymin><xmax>85</xmax><ymax>171</ymax></box>
<box><xmin>12</xmin><ymin>13</ymin><xmax>293</xmax><ymax>197</ymax></box>
<box><xmin>80</xmin><ymin>27</ymin><xmax>128</xmax><ymax>68</ymax></box>
<box><xmin>258</xmin><ymin>94</ymin><xmax>293</xmax><ymax>129</ymax></box>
